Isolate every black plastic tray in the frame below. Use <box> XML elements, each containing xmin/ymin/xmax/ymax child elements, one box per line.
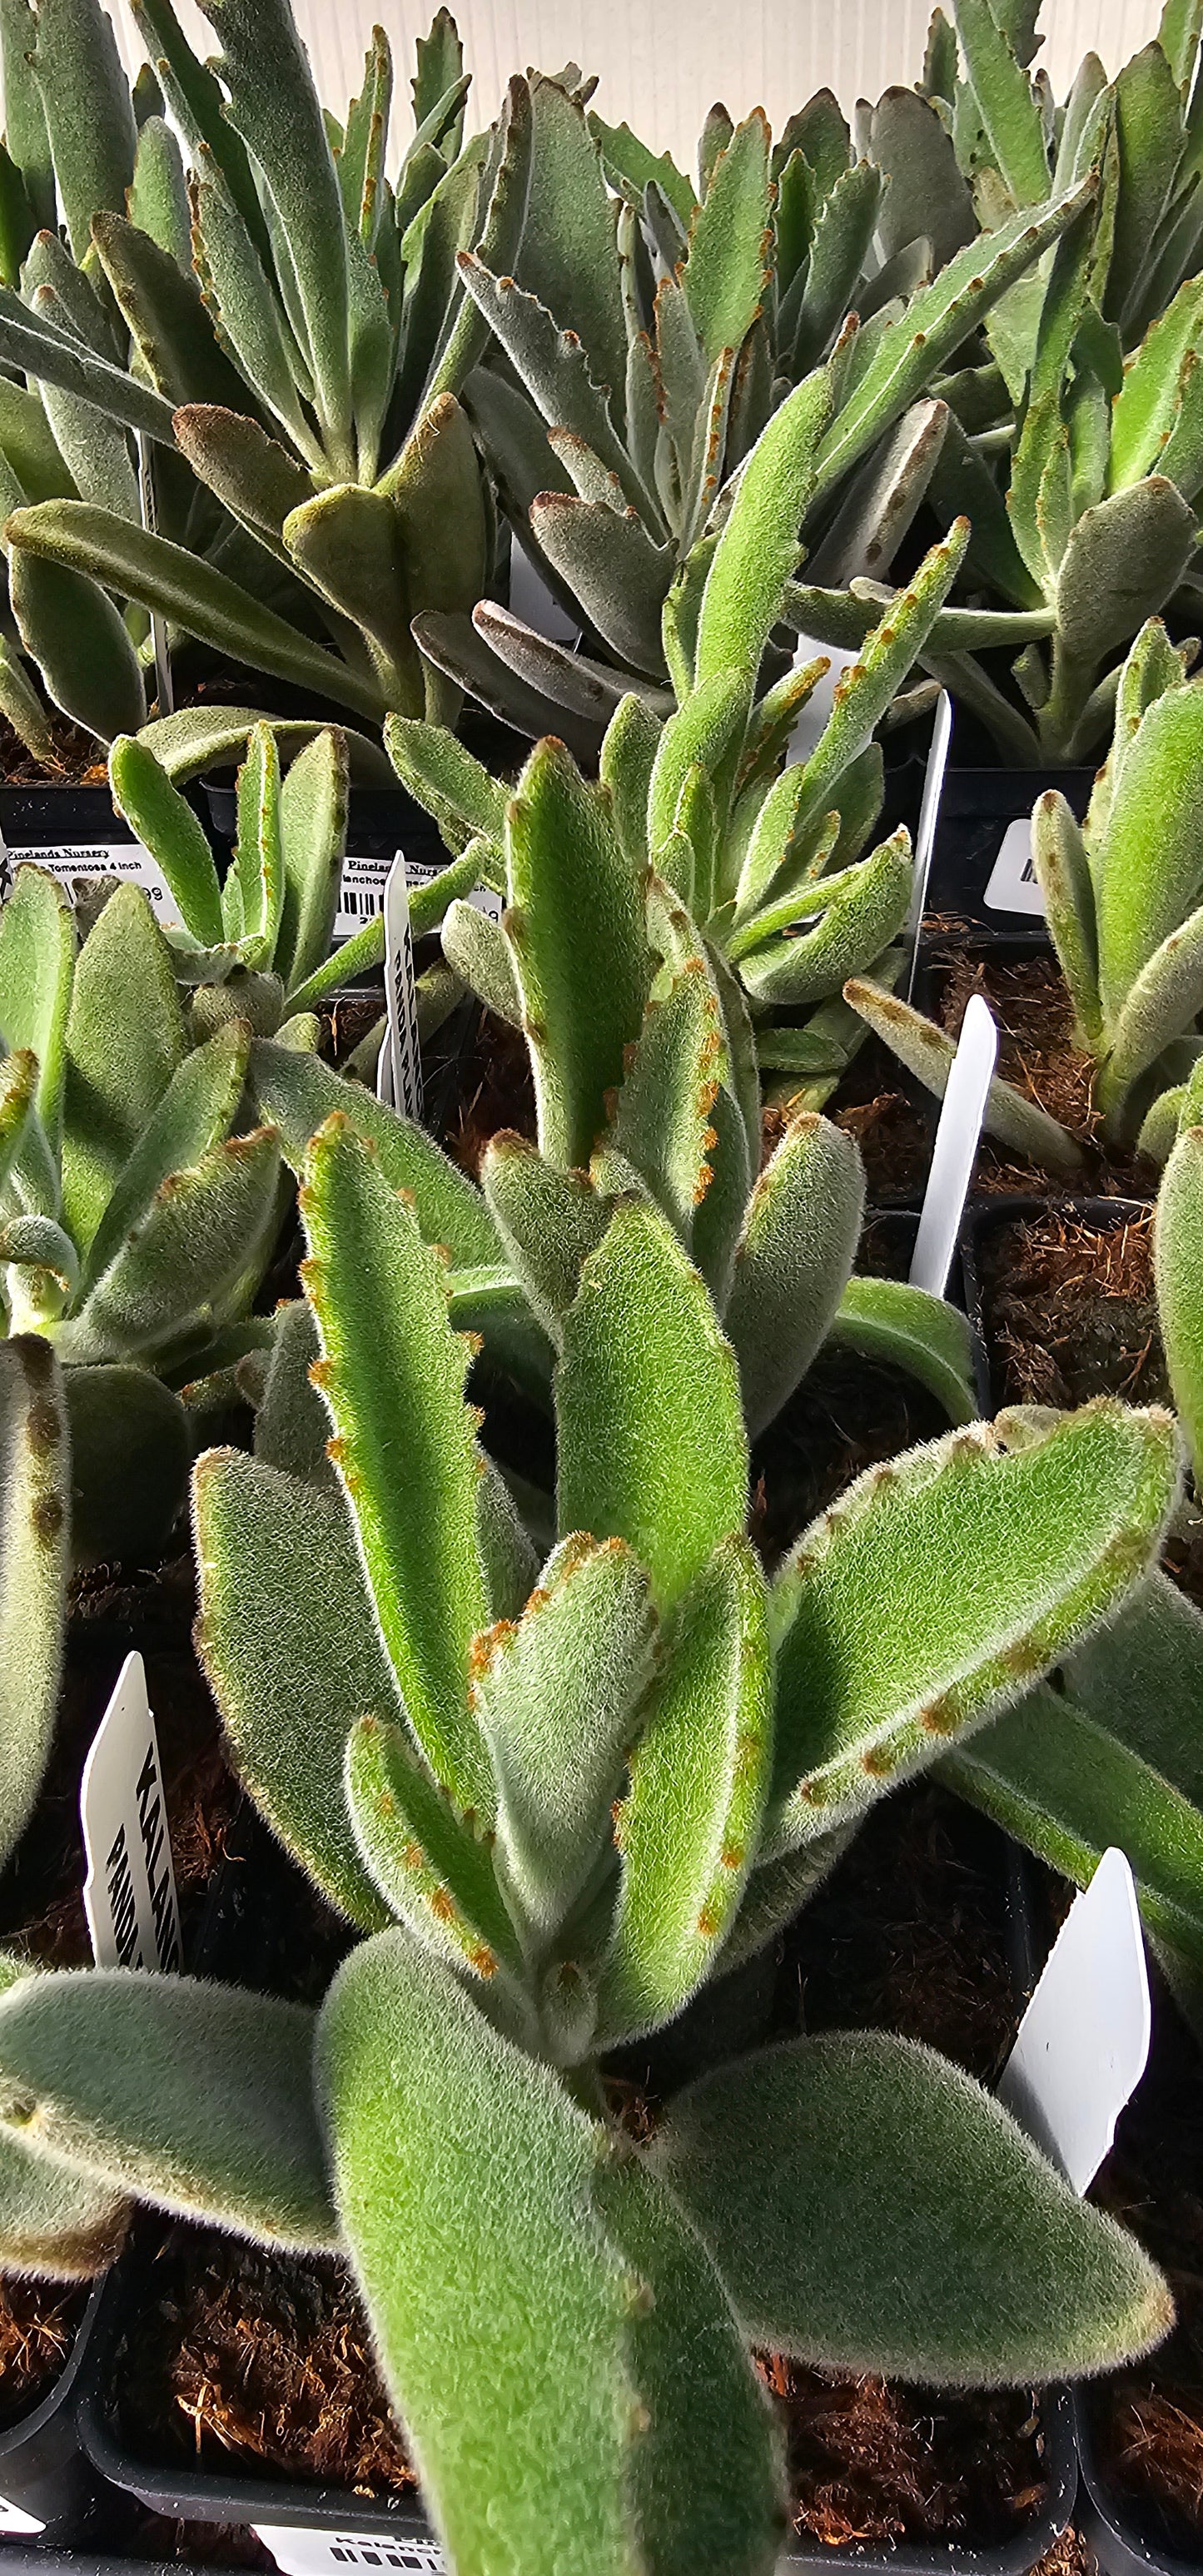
<box><xmin>925</xmin><ymin>768</ymin><xmax>1091</xmax><ymax>938</ymax></box>
<box><xmin>77</xmin><ymin>1784</ymin><xmax>1076</xmax><ymax>2571</ymax></box>
<box><xmin>960</xmin><ymin>1195</ymin><xmax>1153</xmax><ymax>1416</ymax></box>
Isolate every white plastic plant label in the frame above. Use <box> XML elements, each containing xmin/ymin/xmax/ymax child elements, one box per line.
<box><xmin>786</xmin><ymin>633</ymin><xmax>859</xmax><ymax>763</ymax></box>
<box><xmin>908</xmin><ymin>992</ymin><xmax>997</xmax><ymax>1300</ymax></box>
<box><xmin>983</xmin><ymin>817</ymin><xmax>1046</xmax><ymax>919</ymax></box>
<box><xmin>998</xmin><ymin>1847</ymin><xmax>1151</xmax><ymax>2196</ymax></box>
<box><xmin>905</xmin><ymin>686</ymin><xmax>954</xmax><ymax>992</ymax></box>
<box><xmin>377</xmin><ymin>855</ymin><xmax>423</xmax><ymax>1123</ymax></box>
<box><xmin>0</xmin><ymin>2499</ymin><xmax>46</xmax><ymax>2534</ymax></box>
<box><xmin>80</xmin><ymin>1652</ymin><xmax>181</xmax><ymax>1974</ymax></box>
<box><xmin>334</xmin><ymin>853</ymin><xmax>500</xmax><ymax>947</ymax></box>
<box><xmin>509</xmin><ymin>540</ymin><xmax>579</xmax><ymax>646</ymax></box>
<box><xmin>1</xmin><ymin>839</ymin><xmax>182</xmax><ymax>927</ymax></box>
<box><xmin>253</xmin><ymin>2527</ymin><xmax>445</xmax><ymax>2574</ymax></box>
<box><xmin>137</xmin><ymin>432</ymin><xmax>173</xmax><ymax>719</ymax></box>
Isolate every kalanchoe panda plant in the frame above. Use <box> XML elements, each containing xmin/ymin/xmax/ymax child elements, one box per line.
<box><xmin>390</xmin><ymin>366</ymin><xmax>972</xmax><ymax>1110</ymax></box>
<box><xmin>793</xmin><ymin>0</ymin><xmax>1203</xmax><ymax>764</ymax></box>
<box><xmin>246</xmin><ymin>550</ymin><xmax>982</xmax><ymax>1447</ymax></box>
<box><xmin>432</xmin><ymin>105</ymin><xmax>1091</xmax><ymax>747</ymax></box>
<box><xmin>844</xmin><ymin>618</ymin><xmax>1203</xmax><ymax>1168</ymax></box>
<box><xmin>0</xmin><ymin>1109</ymin><xmax>1180</xmax><ymax>2574</ymax></box>
<box><xmin>106</xmin><ymin>717</ymin><xmax>478</xmax><ymax>1057</ymax></box>
<box><xmin>0</xmin><ymin>857</ymin><xmax>288</xmax><ymax>1873</ymax></box>
<box><xmin>1151</xmin><ymin>1065</ymin><xmax>1203</xmax><ymax>1486</ymax></box>
<box><xmin>0</xmin><ymin>0</ymin><xmax>526</xmax><ymax>737</ymax></box>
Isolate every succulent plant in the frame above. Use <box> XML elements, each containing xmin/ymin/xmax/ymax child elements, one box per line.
<box><xmin>947</xmin><ymin>1549</ymin><xmax>1203</xmax><ymax>2040</ymax></box>
<box><xmin>246</xmin><ymin>579</ymin><xmax>982</xmax><ymax>1447</ymax></box>
<box><xmin>0</xmin><ymin>1112</ymin><xmax>1179</xmax><ymax>2576</ymax></box>
<box><xmin>424</xmin><ymin>98</ymin><xmax>1090</xmax><ymax>748</ymax></box>
<box><xmin>390</xmin><ymin>379</ymin><xmax>972</xmax><ymax>1093</ymax></box>
<box><xmin>1151</xmin><ymin>1068</ymin><xmax>1203</xmax><ymax>1487</ymax></box>
<box><xmin>0</xmin><ymin>857</ymin><xmax>286</xmax><ymax>1866</ymax></box>
<box><xmin>104</xmin><ymin>716</ymin><xmax>480</xmax><ymax>1069</ymax></box>
<box><xmin>0</xmin><ymin>0</ymin><xmax>524</xmax><ymax>737</ymax></box>
<box><xmin>845</xmin><ymin>618</ymin><xmax>1203</xmax><ymax>1166</ymax></box>
<box><xmin>0</xmin><ymin>0</ymin><xmax>188</xmax><ymax>751</ymax></box>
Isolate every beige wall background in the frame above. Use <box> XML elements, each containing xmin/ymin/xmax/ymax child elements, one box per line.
<box><xmin>108</xmin><ymin>0</ymin><xmax>1166</xmax><ymax>169</ymax></box>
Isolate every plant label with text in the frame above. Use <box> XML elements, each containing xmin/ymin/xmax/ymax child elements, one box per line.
<box><xmin>377</xmin><ymin>855</ymin><xmax>423</xmax><ymax>1123</ymax></box>
<box><xmin>254</xmin><ymin>2527</ymin><xmax>445</xmax><ymax>2574</ymax></box>
<box><xmin>80</xmin><ymin>1653</ymin><xmax>181</xmax><ymax>1974</ymax></box>
<box><xmin>984</xmin><ymin>818</ymin><xmax>1046</xmax><ymax>919</ymax></box>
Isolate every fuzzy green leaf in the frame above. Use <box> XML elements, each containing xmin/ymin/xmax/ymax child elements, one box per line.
<box><xmin>597</xmin><ymin>1536</ymin><xmax>773</xmax><ymax>2044</ymax></box>
<box><xmin>768</xmin><ymin>1403</ymin><xmax>1179</xmax><ymax>1850</ymax></box>
<box><xmin>28</xmin><ymin>0</ymin><xmax>136</xmax><ymax>261</ymax></box>
<box><xmin>0</xmin><ymin>864</ymin><xmax>75</xmax><ymax>1151</ymax></box>
<box><xmin>842</xmin><ymin>979</ymin><xmax>1085</xmax><ymax>1175</ymax></box>
<box><xmin>656</xmin><ymin>2031</ymin><xmax>1171</xmax><ymax>2381</ymax></box>
<box><xmin>737</xmin><ymin>830</ymin><xmax>912</xmax><ymax>1009</ymax></box>
<box><xmin>557</xmin><ymin>1198</ymin><xmax>748</xmax><ymax>1613</ymax></box>
<box><xmin>1155</xmin><ymin>1122</ymin><xmax>1203</xmax><ymax>1477</ymax></box>
<box><xmin>109</xmin><ymin>735</ymin><xmax>224</xmax><ymax>949</ymax></box>
<box><xmin>0</xmin><ymin>1969</ymin><xmax>337</xmax><ymax>2250</ymax></box>
<box><xmin>61</xmin><ymin>1125</ymin><xmax>281</xmax><ymax>1366</ymax></box>
<box><xmin>516</xmin><ymin>77</ymin><xmax>627</xmax><ymax>408</ymax></box>
<box><xmin>825</xmin><ymin>1277</ymin><xmax>977</xmax><ymax>1424</ymax></box>
<box><xmin>506</xmin><ymin>739</ymin><xmax>650</xmax><ymax>1169</ymax></box>
<box><xmin>77</xmin><ymin>1022</ymin><xmax>251</xmax><ymax>1300</ymax></box>
<box><xmin>693</xmin><ymin>369</ymin><xmax>830</xmax><ymax>688</ymax></box>
<box><xmin>473</xmin><ymin>1533</ymin><xmax>656</xmax><ymax>1945</ymax></box>
<box><xmin>952</xmin><ymin>0</ymin><xmax>1049</xmax><ymax>204</ymax></box>
<box><xmin>60</xmin><ymin>882</ymin><xmax>185</xmax><ymax>1256</ymax></box>
<box><xmin>0</xmin><ymin>1339</ymin><xmax>67</xmax><ymax>1868</ymax></box>
<box><xmin>298</xmin><ymin>1115</ymin><xmax>492</xmax><ymax>1817</ymax></box>
<box><xmin>319</xmin><ymin>1927</ymin><xmax>784</xmax><ymax>2576</ymax></box>
<box><xmin>724</xmin><ymin>1112</ymin><xmax>863</xmax><ymax>1437</ymax></box>
<box><xmin>481</xmin><ymin>1134</ymin><xmax>607</xmax><ymax>1347</ymax></box>
<box><xmin>9</xmin><ymin>548</ymin><xmax>146</xmax><ymax>744</ymax></box>
<box><xmin>345</xmin><ymin>1713</ymin><xmax>525</xmax><ymax>1983</ymax></box>
<box><xmin>249</xmin><ymin>1039</ymin><xmax>501</xmax><ymax>1271</ymax></box>
<box><xmin>194</xmin><ymin>1446</ymin><xmax>395</xmax><ymax>1930</ymax></box>
<box><xmin>682</xmin><ymin>110</ymin><xmax>771</xmax><ymax>365</ymax></box>
<box><xmin>5</xmin><ymin>503</ymin><xmax>384</xmax><ymax>722</ymax></box>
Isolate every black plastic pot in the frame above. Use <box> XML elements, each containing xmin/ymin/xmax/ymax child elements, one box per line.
<box><xmin>77</xmin><ymin>1758</ymin><xmax>1076</xmax><ymax>2576</ymax></box>
<box><xmin>960</xmin><ymin>1195</ymin><xmax>1153</xmax><ymax>1415</ymax></box>
<box><xmin>926</xmin><ymin>768</ymin><xmax>1092</xmax><ymax>937</ymax></box>
<box><xmin>0</xmin><ymin>2274</ymin><xmax>108</xmax><ymax>2541</ymax></box>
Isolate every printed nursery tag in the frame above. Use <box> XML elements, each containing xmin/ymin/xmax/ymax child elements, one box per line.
<box><xmin>0</xmin><ymin>2498</ymin><xmax>45</xmax><ymax>2534</ymax></box>
<box><xmin>0</xmin><ymin>838</ymin><xmax>182</xmax><ymax>927</ymax></box>
<box><xmin>905</xmin><ymin>686</ymin><xmax>953</xmax><ymax>992</ymax></box>
<box><xmin>253</xmin><ymin>2525</ymin><xmax>445</xmax><ymax>2574</ymax></box>
<box><xmin>983</xmin><ymin>817</ymin><xmax>1047</xmax><ymax>919</ymax></box>
<box><xmin>80</xmin><ymin>1653</ymin><xmax>181</xmax><ymax>1974</ymax></box>
<box><xmin>377</xmin><ymin>854</ymin><xmax>423</xmax><ymax>1123</ymax></box>
<box><xmin>333</xmin><ymin>853</ymin><xmax>501</xmax><ymax>946</ymax></box>
<box><xmin>998</xmin><ymin>1847</ymin><xmax>1151</xmax><ymax>2196</ymax></box>
<box><xmin>908</xmin><ymin>992</ymin><xmax>997</xmax><ymax>1300</ymax></box>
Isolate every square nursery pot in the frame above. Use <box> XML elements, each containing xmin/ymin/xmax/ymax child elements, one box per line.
<box><xmin>959</xmin><ymin>1195</ymin><xmax>1160</xmax><ymax>1422</ymax></box>
<box><xmin>74</xmin><ymin>1698</ymin><xmax>1075</xmax><ymax>2575</ymax></box>
<box><xmin>0</xmin><ymin>2270</ymin><xmax>109</xmax><ymax>2543</ymax></box>
<box><xmin>924</xmin><ymin>767</ymin><xmax>1092</xmax><ymax>943</ymax></box>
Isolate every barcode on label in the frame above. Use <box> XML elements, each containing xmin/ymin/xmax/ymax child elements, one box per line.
<box><xmin>253</xmin><ymin>2526</ymin><xmax>443</xmax><ymax>2574</ymax></box>
<box><xmin>335</xmin><ymin>853</ymin><xmax>501</xmax><ymax>945</ymax></box>
<box><xmin>982</xmin><ymin>818</ymin><xmax>1046</xmax><ymax>918</ymax></box>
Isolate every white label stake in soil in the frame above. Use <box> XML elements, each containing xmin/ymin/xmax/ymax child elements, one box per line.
<box><xmin>80</xmin><ymin>1653</ymin><xmax>181</xmax><ymax>1973</ymax></box>
<box><xmin>998</xmin><ymin>1847</ymin><xmax>1150</xmax><ymax>2195</ymax></box>
<box><xmin>377</xmin><ymin>853</ymin><xmax>423</xmax><ymax>1123</ymax></box>
<box><xmin>908</xmin><ymin>993</ymin><xmax>997</xmax><ymax>1300</ymax></box>
<box><xmin>905</xmin><ymin>686</ymin><xmax>953</xmax><ymax>992</ymax></box>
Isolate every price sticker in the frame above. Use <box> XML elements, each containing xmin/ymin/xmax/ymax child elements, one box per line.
<box><xmin>335</xmin><ymin>851</ymin><xmax>501</xmax><ymax>946</ymax></box>
<box><xmin>1</xmin><ymin>839</ymin><xmax>181</xmax><ymax>926</ymax></box>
